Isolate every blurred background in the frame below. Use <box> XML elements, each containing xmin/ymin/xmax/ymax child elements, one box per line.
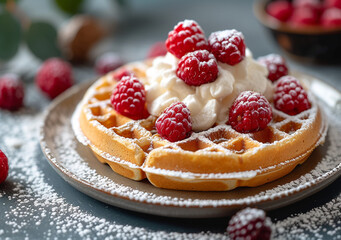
<box><xmin>1</xmin><ymin>0</ymin><xmax>340</xmax><ymax>87</ymax></box>
<box><xmin>0</xmin><ymin>0</ymin><xmax>281</xmax><ymax>81</ymax></box>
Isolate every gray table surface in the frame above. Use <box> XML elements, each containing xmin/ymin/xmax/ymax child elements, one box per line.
<box><xmin>0</xmin><ymin>0</ymin><xmax>340</xmax><ymax>239</ymax></box>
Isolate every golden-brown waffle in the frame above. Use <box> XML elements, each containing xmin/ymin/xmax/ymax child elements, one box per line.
<box><xmin>72</xmin><ymin>62</ymin><xmax>327</xmax><ymax>191</ymax></box>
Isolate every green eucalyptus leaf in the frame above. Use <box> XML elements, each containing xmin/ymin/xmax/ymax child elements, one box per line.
<box><xmin>54</xmin><ymin>0</ymin><xmax>83</xmax><ymax>14</ymax></box>
<box><xmin>0</xmin><ymin>0</ymin><xmax>20</xmax><ymax>4</ymax></box>
<box><xmin>26</xmin><ymin>21</ymin><xmax>62</xmax><ymax>61</ymax></box>
<box><xmin>0</xmin><ymin>10</ymin><xmax>21</xmax><ymax>61</ymax></box>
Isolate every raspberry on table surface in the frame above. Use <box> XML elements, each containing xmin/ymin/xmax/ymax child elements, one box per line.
<box><xmin>36</xmin><ymin>58</ymin><xmax>73</xmax><ymax>99</ymax></box>
<box><xmin>0</xmin><ymin>150</ymin><xmax>9</xmax><ymax>184</ymax></box>
<box><xmin>227</xmin><ymin>208</ymin><xmax>272</xmax><ymax>240</ymax></box>
<box><xmin>0</xmin><ymin>74</ymin><xmax>25</xmax><ymax>111</ymax></box>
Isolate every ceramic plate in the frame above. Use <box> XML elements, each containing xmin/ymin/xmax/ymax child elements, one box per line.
<box><xmin>40</xmin><ymin>72</ymin><xmax>341</xmax><ymax>218</ymax></box>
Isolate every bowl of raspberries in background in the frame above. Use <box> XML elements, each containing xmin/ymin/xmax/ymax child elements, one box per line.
<box><xmin>254</xmin><ymin>0</ymin><xmax>341</xmax><ymax>63</ymax></box>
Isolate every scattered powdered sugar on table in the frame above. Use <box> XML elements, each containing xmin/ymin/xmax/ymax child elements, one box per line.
<box><xmin>274</xmin><ymin>197</ymin><xmax>341</xmax><ymax>239</ymax></box>
<box><xmin>0</xmin><ymin>92</ymin><xmax>340</xmax><ymax>239</ymax></box>
<box><xmin>0</xmin><ymin>109</ymin><xmax>226</xmax><ymax>239</ymax></box>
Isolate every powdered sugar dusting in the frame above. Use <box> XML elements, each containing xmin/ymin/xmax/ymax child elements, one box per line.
<box><xmin>182</xmin><ymin>19</ymin><xmax>199</xmax><ymax>29</ymax></box>
<box><xmin>208</xmin><ymin>29</ymin><xmax>244</xmax><ymax>43</ymax></box>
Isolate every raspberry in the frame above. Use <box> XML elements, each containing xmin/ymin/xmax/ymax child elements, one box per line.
<box><xmin>325</xmin><ymin>0</ymin><xmax>341</xmax><ymax>9</ymax></box>
<box><xmin>36</xmin><ymin>58</ymin><xmax>73</xmax><ymax>99</ymax></box>
<box><xmin>112</xmin><ymin>68</ymin><xmax>135</xmax><ymax>81</ymax></box>
<box><xmin>165</xmin><ymin>20</ymin><xmax>208</xmax><ymax>59</ymax></box>
<box><xmin>257</xmin><ymin>53</ymin><xmax>289</xmax><ymax>82</ymax></box>
<box><xmin>95</xmin><ymin>52</ymin><xmax>124</xmax><ymax>75</ymax></box>
<box><xmin>294</xmin><ymin>0</ymin><xmax>320</xmax><ymax>7</ymax></box>
<box><xmin>0</xmin><ymin>150</ymin><xmax>9</xmax><ymax>184</ymax></box>
<box><xmin>274</xmin><ymin>76</ymin><xmax>311</xmax><ymax>115</ymax></box>
<box><xmin>176</xmin><ymin>50</ymin><xmax>219</xmax><ymax>86</ymax></box>
<box><xmin>147</xmin><ymin>41</ymin><xmax>167</xmax><ymax>58</ymax></box>
<box><xmin>208</xmin><ymin>29</ymin><xmax>246</xmax><ymax>65</ymax></box>
<box><xmin>266</xmin><ymin>0</ymin><xmax>293</xmax><ymax>22</ymax></box>
<box><xmin>293</xmin><ymin>0</ymin><xmax>322</xmax><ymax>14</ymax></box>
<box><xmin>227</xmin><ymin>208</ymin><xmax>272</xmax><ymax>240</ymax></box>
<box><xmin>229</xmin><ymin>91</ymin><xmax>272</xmax><ymax>133</ymax></box>
<box><xmin>321</xmin><ymin>8</ymin><xmax>341</xmax><ymax>27</ymax></box>
<box><xmin>156</xmin><ymin>102</ymin><xmax>192</xmax><ymax>142</ymax></box>
<box><xmin>289</xmin><ymin>7</ymin><xmax>319</xmax><ymax>26</ymax></box>
<box><xmin>0</xmin><ymin>74</ymin><xmax>24</xmax><ymax>111</ymax></box>
<box><xmin>110</xmin><ymin>76</ymin><xmax>147</xmax><ymax>120</ymax></box>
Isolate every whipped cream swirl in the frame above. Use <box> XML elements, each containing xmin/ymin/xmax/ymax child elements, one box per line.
<box><xmin>145</xmin><ymin>50</ymin><xmax>273</xmax><ymax>131</ymax></box>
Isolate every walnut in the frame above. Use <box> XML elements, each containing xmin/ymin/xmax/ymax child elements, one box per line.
<box><xmin>58</xmin><ymin>15</ymin><xmax>107</xmax><ymax>62</ymax></box>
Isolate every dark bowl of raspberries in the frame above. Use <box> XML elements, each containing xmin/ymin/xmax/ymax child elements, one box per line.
<box><xmin>254</xmin><ymin>0</ymin><xmax>341</xmax><ymax>63</ymax></box>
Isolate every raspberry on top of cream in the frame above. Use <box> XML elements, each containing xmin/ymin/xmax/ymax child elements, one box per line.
<box><xmin>146</xmin><ymin>49</ymin><xmax>273</xmax><ymax>132</ymax></box>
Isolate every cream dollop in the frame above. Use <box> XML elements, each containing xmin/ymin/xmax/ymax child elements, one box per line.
<box><xmin>145</xmin><ymin>50</ymin><xmax>273</xmax><ymax>131</ymax></box>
